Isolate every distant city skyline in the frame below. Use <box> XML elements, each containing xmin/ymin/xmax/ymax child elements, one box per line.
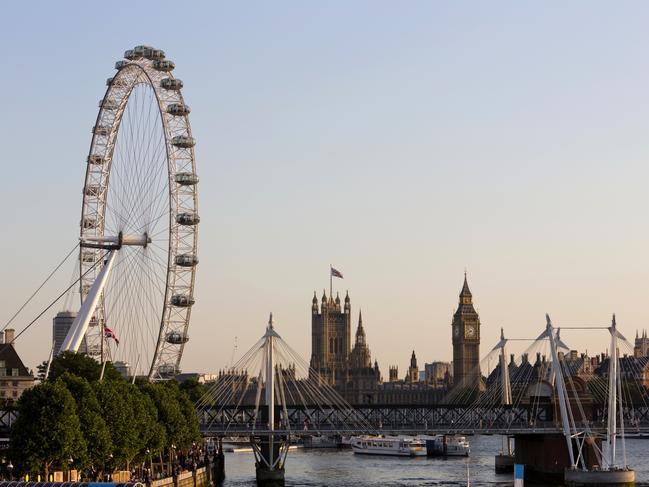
<box><xmin>1</xmin><ymin>2</ymin><xmax>648</xmax><ymax>375</ymax></box>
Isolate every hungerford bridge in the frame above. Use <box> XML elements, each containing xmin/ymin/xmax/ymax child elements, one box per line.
<box><xmin>194</xmin><ymin>314</ymin><xmax>642</xmax><ymax>485</ymax></box>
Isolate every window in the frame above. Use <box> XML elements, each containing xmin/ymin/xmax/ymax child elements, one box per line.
<box><xmin>11</xmin><ymin>369</ymin><xmax>18</xmax><ymax>377</ymax></box>
<box><xmin>12</xmin><ymin>381</ymin><xmax>17</xmax><ymax>387</ymax></box>
<box><xmin>12</xmin><ymin>391</ymin><xmax>17</xmax><ymax>398</ymax></box>
<box><xmin>0</xmin><ymin>361</ymin><xmax>5</xmax><ymax>368</ymax></box>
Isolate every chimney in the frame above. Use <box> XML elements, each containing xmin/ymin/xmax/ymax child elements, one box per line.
<box><xmin>4</xmin><ymin>329</ymin><xmax>14</xmax><ymax>345</ymax></box>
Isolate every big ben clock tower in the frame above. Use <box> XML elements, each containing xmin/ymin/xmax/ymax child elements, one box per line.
<box><xmin>451</xmin><ymin>273</ymin><xmax>481</xmax><ymax>388</ymax></box>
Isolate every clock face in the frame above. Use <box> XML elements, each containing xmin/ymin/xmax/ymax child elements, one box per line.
<box><xmin>465</xmin><ymin>324</ymin><xmax>476</xmax><ymax>338</ymax></box>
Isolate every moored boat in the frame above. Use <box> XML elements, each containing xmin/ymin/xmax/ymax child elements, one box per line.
<box><xmin>351</xmin><ymin>435</ymin><xmax>426</xmax><ymax>457</ymax></box>
<box><xmin>424</xmin><ymin>435</ymin><xmax>470</xmax><ymax>457</ymax></box>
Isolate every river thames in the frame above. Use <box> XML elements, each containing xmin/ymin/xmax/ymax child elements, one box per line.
<box><xmin>219</xmin><ymin>435</ymin><xmax>649</xmax><ymax>486</ymax></box>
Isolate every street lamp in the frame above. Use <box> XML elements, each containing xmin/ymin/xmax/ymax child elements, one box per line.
<box><xmin>7</xmin><ymin>461</ymin><xmax>13</xmax><ymax>481</ymax></box>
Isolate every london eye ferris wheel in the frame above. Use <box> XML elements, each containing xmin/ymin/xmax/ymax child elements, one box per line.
<box><xmin>66</xmin><ymin>45</ymin><xmax>199</xmax><ymax>380</ymax></box>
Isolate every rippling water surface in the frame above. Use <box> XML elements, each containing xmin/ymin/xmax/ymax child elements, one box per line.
<box><xmin>219</xmin><ymin>436</ymin><xmax>649</xmax><ymax>486</ymax></box>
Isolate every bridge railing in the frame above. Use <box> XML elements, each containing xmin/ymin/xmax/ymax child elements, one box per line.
<box><xmin>198</xmin><ymin>404</ymin><xmax>556</xmax><ymax>435</ymax></box>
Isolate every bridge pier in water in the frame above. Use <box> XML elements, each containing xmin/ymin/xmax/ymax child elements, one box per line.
<box><xmin>252</xmin><ymin>434</ymin><xmax>288</xmax><ymax>486</ymax></box>
<box><xmin>513</xmin><ymin>433</ymin><xmax>602</xmax><ymax>484</ymax></box>
<box><xmin>214</xmin><ymin>438</ymin><xmax>225</xmax><ymax>484</ymax></box>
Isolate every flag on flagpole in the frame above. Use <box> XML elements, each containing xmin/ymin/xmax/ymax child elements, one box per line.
<box><xmin>104</xmin><ymin>326</ymin><xmax>120</xmax><ymax>346</ymax></box>
<box><xmin>330</xmin><ymin>267</ymin><xmax>344</xmax><ymax>279</ymax></box>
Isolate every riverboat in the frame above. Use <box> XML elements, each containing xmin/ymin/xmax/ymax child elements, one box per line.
<box><xmin>350</xmin><ymin>435</ymin><xmax>426</xmax><ymax>457</ymax></box>
<box><xmin>424</xmin><ymin>435</ymin><xmax>470</xmax><ymax>457</ymax></box>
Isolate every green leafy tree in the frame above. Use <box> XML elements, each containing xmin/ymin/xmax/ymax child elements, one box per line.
<box><xmin>127</xmin><ymin>384</ymin><xmax>165</xmax><ymax>462</ymax></box>
<box><xmin>140</xmin><ymin>383</ymin><xmax>189</xmax><ymax>448</ymax></box>
<box><xmin>36</xmin><ymin>360</ymin><xmax>48</xmax><ymax>382</ymax></box>
<box><xmin>172</xmin><ymin>383</ymin><xmax>201</xmax><ymax>447</ymax></box>
<box><xmin>93</xmin><ymin>380</ymin><xmax>141</xmax><ymax>471</ymax></box>
<box><xmin>11</xmin><ymin>380</ymin><xmax>87</xmax><ymax>478</ymax></box>
<box><xmin>48</xmin><ymin>352</ymin><xmax>122</xmax><ymax>382</ymax></box>
<box><xmin>59</xmin><ymin>373</ymin><xmax>113</xmax><ymax>477</ymax></box>
<box><xmin>178</xmin><ymin>377</ymin><xmax>206</xmax><ymax>403</ymax></box>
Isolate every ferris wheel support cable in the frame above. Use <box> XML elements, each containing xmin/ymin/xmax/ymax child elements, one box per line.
<box><xmin>11</xmin><ymin>250</ymin><xmax>109</xmax><ymax>344</ymax></box>
<box><xmin>2</xmin><ymin>242</ymin><xmax>80</xmax><ymax>333</ymax></box>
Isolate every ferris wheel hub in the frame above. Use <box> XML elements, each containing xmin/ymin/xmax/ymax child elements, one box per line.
<box><xmin>80</xmin><ymin>233</ymin><xmax>151</xmax><ymax>249</ymax></box>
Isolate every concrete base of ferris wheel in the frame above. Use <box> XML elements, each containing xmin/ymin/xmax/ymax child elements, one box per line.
<box><xmin>564</xmin><ymin>468</ymin><xmax>635</xmax><ymax>486</ymax></box>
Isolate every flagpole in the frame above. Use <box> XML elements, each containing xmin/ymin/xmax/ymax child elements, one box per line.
<box><xmin>329</xmin><ymin>264</ymin><xmax>332</xmax><ymax>298</ymax></box>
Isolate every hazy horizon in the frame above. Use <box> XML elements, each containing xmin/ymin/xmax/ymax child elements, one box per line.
<box><xmin>1</xmin><ymin>1</ymin><xmax>648</xmax><ymax>376</ymax></box>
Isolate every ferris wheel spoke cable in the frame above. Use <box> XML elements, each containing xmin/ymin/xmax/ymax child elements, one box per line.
<box><xmin>130</xmin><ymin>251</ymin><xmax>168</xmax><ymax>300</ymax></box>
<box><xmin>130</xmin><ymin>254</ymin><xmax>167</xmax><ymax>341</ymax></box>
<box><xmin>142</xmin><ymin>173</ymin><xmax>169</xmax><ymax>232</ymax></box>
<box><xmin>126</xmin><ymin>181</ymin><xmax>168</xmax><ymax>237</ymax></box>
<box><xmin>127</xmin><ymin>88</ymin><xmax>165</xmax><ymax>231</ymax></box>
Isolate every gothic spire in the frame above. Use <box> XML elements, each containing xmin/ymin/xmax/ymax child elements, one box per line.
<box><xmin>355</xmin><ymin>310</ymin><xmax>366</xmax><ymax>344</ymax></box>
<box><xmin>460</xmin><ymin>272</ymin><xmax>472</xmax><ymax>298</ymax></box>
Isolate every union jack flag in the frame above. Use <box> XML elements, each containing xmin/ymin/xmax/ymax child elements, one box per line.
<box><xmin>104</xmin><ymin>326</ymin><xmax>120</xmax><ymax>346</ymax></box>
<box><xmin>330</xmin><ymin>267</ymin><xmax>343</xmax><ymax>279</ymax></box>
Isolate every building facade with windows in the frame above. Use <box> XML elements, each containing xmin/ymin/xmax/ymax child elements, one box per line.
<box><xmin>0</xmin><ymin>329</ymin><xmax>35</xmax><ymax>405</ymax></box>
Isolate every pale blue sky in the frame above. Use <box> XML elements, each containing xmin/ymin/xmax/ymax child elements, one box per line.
<box><xmin>1</xmin><ymin>2</ymin><xmax>648</xmax><ymax>374</ymax></box>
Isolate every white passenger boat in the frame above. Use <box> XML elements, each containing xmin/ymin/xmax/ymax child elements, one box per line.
<box><xmin>350</xmin><ymin>435</ymin><xmax>426</xmax><ymax>457</ymax></box>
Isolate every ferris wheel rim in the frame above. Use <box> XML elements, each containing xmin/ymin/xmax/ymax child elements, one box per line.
<box><xmin>79</xmin><ymin>46</ymin><xmax>198</xmax><ymax>380</ymax></box>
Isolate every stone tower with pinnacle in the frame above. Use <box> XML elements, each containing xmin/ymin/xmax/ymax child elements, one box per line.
<box><xmin>451</xmin><ymin>273</ymin><xmax>481</xmax><ymax>388</ymax></box>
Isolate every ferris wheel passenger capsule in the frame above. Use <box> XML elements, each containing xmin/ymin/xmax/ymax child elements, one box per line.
<box><xmin>114</xmin><ymin>60</ymin><xmax>129</xmax><ymax>70</ymax></box>
<box><xmin>171</xmin><ymin>294</ymin><xmax>195</xmax><ymax>307</ymax></box>
<box><xmin>165</xmin><ymin>332</ymin><xmax>189</xmax><ymax>344</ymax></box>
<box><xmin>82</xmin><ymin>217</ymin><xmax>98</xmax><ymax>229</ymax></box>
<box><xmin>99</xmin><ymin>99</ymin><xmax>118</xmax><ymax>110</ymax></box>
<box><xmin>167</xmin><ymin>103</ymin><xmax>191</xmax><ymax>116</ymax></box>
<box><xmin>132</xmin><ymin>45</ymin><xmax>153</xmax><ymax>57</ymax></box>
<box><xmin>84</xmin><ymin>185</ymin><xmax>102</xmax><ymax>197</ymax></box>
<box><xmin>92</xmin><ymin>125</ymin><xmax>110</xmax><ymax>136</ymax></box>
<box><xmin>123</xmin><ymin>49</ymin><xmax>138</xmax><ymax>60</ymax></box>
<box><xmin>174</xmin><ymin>172</ymin><xmax>199</xmax><ymax>185</ymax></box>
<box><xmin>171</xmin><ymin>135</ymin><xmax>195</xmax><ymax>148</ymax></box>
<box><xmin>161</xmin><ymin>78</ymin><xmax>183</xmax><ymax>91</ymax></box>
<box><xmin>175</xmin><ymin>254</ymin><xmax>199</xmax><ymax>267</ymax></box>
<box><xmin>106</xmin><ymin>76</ymin><xmax>128</xmax><ymax>87</ymax></box>
<box><xmin>153</xmin><ymin>59</ymin><xmax>175</xmax><ymax>72</ymax></box>
<box><xmin>144</xmin><ymin>48</ymin><xmax>165</xmax><ymax>60</ymax></box>
<box><xmin>158</xmin><ymin>364</ymin><xmax>179</xmax><ymax>378</ymax></box>
<box><xmin>87</xmin><ymin>155</ymin><xmax>104</xmax><ymax>165</ymax></box>
<box><xmin>176</xmin><ymin>212</ymin><xmax>200</xmax><ymax>225</ymax></box>
<box><xmin>81</xmin><ymin>250</ymin><xmax>97</xmax><ymax>263</ymax></box>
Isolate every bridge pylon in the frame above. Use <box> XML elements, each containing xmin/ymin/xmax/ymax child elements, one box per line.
<box><xmin>250</xmin><ymin>315</ymin><xmax>289</xmax><ymax>486</ymax></box>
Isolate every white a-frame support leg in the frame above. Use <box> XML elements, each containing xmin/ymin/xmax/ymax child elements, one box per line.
<box><xmin>59</xmin><ymin>250</ymin><xmax>117</xmax><ymax>354</ymax></box>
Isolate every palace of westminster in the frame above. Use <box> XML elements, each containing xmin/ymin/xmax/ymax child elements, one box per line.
<box><xmin>308</xmin><ymin>274</ymin><xmax>482</xmax><ymax>404</ymax></box>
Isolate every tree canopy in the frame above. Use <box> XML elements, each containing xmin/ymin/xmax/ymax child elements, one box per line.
<box><xmin>11</xmin><ymin>357</ymin><xmax>199</xmax><ymax>480</ymax></box>
<box><xmin>11</xmin><ymin>379</ymin><xmax>87</xmax><ymax>477</ymax></box>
